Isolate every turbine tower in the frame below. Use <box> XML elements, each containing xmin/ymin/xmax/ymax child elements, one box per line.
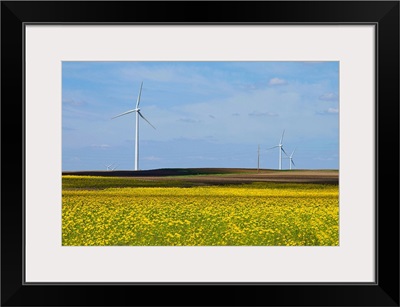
<box><xmin>112</xmin><ymin>81</ymin><xmax>155</xmax><ymax>171</ymax></box>
<box><xmin>268</xmin><ymin>130</ymin><xmax>287</xmax><ymax>170</ymax></box>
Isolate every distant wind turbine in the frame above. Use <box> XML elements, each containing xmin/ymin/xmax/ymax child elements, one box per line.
<box><xmin>105</xmin><ymin>163</ymin><xmax>115</xmax><ymax>171</ymax></box>
<box><xmin>286</xmin><ymin>148</ymin><xmax>296</xmax><ymax>170</ymax></box>
<box><xmin>112</xmin><ymin>81</ymin><xmax>156</xmax><ymax>171</ymax></box>
<box><xmin>268</xmin><ymin>130</ymin><xmax>288</xmax><ymax>170</ymax></box>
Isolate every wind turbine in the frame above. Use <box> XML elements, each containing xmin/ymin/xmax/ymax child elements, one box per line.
<box><xmin>286</xmin><ymin>148</ymin><xmax>296</xmax><ymax>170</ymax></box>
<box><xmin>112</xmin><ymin>81</ymin><xmax>156</xmax><ymax>171</ymax></box>
<box><xmin>268</xmin><ymin>130</ymin><xmax>288</xmax><ymax>170</ymax></box>
<box><xmin>105</xmin><ymin>163</ymin><xmax>115</xmax><ymax>171</ymax></box>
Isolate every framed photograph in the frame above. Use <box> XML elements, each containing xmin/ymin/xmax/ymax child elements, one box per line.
<box><xmin>2</xmin><ymin>1</ymin><xmax>399</xmax><ymax>306</ymax></box>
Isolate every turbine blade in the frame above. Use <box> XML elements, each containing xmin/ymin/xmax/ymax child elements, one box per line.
<box><xmin>280</xmin><ymin>129</ymin><xmax>285</xmax><ymax>144</ymax></box>
<box><xmin>291</xmin><ymin>160</ymin><xmax>296</xmax><ymax>166</ymax></box>
<box><xmin>291</xmin><ymin>147</ymin><xmax>297</xmax><ymax>157</ymax></box>
<box><xmin>112</xmin><ymin>109</ymin><xmax>137</xmax><ymax>119</ymax></box>
<box><xmin>136</xmin><ymin>81</ymin><xmax>143</xmax><ymax>108</ymax></box>
<box><xmin>281</xmin><ymin>147</ymin><xmax>288</xmax><ymax>156</ymax></box>
<box><xmin>138</xmin><ymin>111</ymin><xmax>156</xmax><ymax>129</ymax></box>
<box><xmin>267</xmin><ymin>145</ymin><xmax>279</xmax><ymax>150</ymax></box>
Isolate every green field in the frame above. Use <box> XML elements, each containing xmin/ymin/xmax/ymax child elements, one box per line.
<box><xmin>62</xmin><ymin>175</ymin><xmax>339</xmax><ymax>246</ymax></box>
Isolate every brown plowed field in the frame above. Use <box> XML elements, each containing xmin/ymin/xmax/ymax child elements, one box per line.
<box><xmin>62</xmin><ymin>168</ymin><xmax>338</xmax><ymax>185</ymax></box>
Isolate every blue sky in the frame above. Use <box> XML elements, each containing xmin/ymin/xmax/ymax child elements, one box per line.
<box><xmin>62</xmin><ymin>61</ymin><xmax>339</xmax><ymax>171</ymax></box>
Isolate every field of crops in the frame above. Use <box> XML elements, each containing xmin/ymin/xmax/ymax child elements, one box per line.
<box><xmin>62</xmin><ymin>175</ymin><xmax>339</xmax><ymax>246</ymax></box>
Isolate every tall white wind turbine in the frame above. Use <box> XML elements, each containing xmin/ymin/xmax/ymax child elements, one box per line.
<box><xmin>112</xmin><ymin>81</ymin><xmax>155</xmax><ymax>171</ymax></box>
<box><xmin>268</xmin><ymin>130</ymin><xmax>287</xmax><ymax>170</ymax></box>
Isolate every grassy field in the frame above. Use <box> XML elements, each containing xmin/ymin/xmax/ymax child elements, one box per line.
<box><xmin>62</xmin><ymin>173</ymin><xmax>339</xmax><ymax>246</ymax></box>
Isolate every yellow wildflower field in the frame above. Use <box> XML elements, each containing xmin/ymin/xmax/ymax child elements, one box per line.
<box><xmin>62</xmin><ymin>176</ymin><xmax>338</xmax><ymax>246</ymax></box>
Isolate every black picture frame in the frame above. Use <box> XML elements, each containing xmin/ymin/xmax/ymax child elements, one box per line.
<box><xmin>1</xmin><ymin>1</ymin><xmax>399</xmax><ymax>306</ymax></box>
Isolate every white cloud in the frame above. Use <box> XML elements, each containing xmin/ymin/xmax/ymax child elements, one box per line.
<box><xmin>177</xmin><ymin>118</ymin><xmax>201</xmax><ymax>124</ymax></box>
<box><xmin>316</xmin><ymin>108</ymin><xmax>339</xmax><ymax>115</ymax></box>
<box><xmin>143</xmin><ymin>156</ymin><xmax>162</xmax><ymax>161</ymax></box>
<box><xmin>91</xmin><ymin>144</ymin><xmax>110</xmax><ymax>149</ymax></box>
<box><xmin>319</xmin><ymin>92</ymin><xmax>338</xmax><ymax>101</ymax></box>
<box><xmin>268</xmin><ymin>77</ymin><xmax>287</xmax><ymax>86</ymax></box>
<box><xmin>249</xmin><ymin>111</ymin><xmax>279</xmax><ymax>117</ymax></box>
<box><xmin>314</xmin><ymin>157</ymin><xmax>335</xmax><ymax>161</ymax></box>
